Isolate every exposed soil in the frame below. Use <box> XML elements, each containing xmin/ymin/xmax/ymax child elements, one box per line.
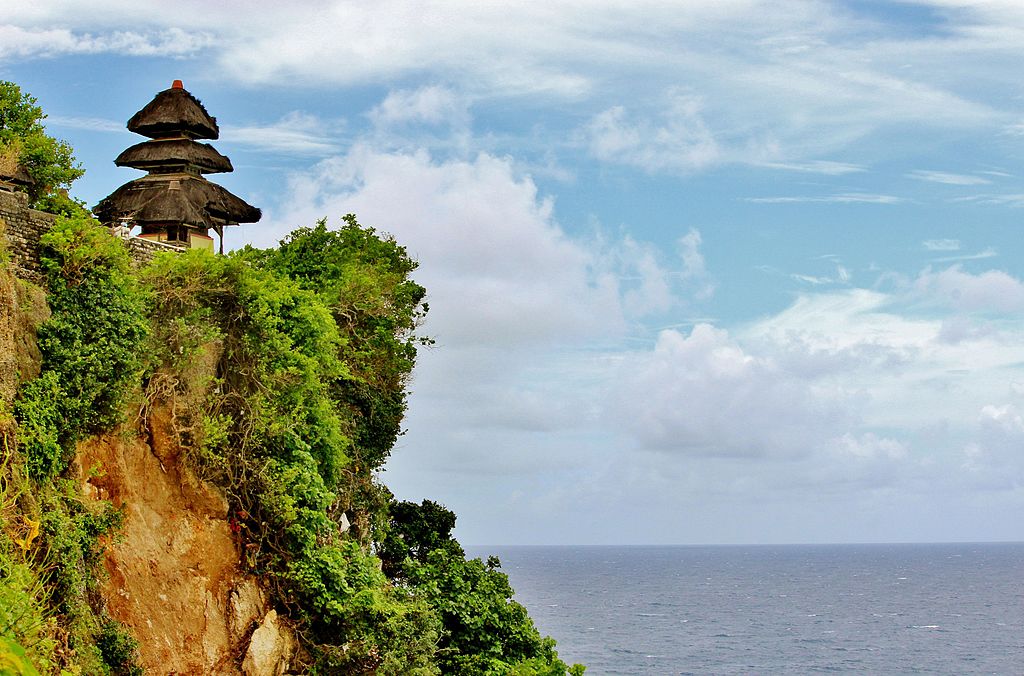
<box><xmin>77</xmin><ymin>406</ymin><xmax>272</xmax><ymax>674</ymax></box>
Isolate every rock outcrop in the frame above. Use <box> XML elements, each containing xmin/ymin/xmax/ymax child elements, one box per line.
<box><xmin>76</xmin><ymin>406</ymin><xmax>298</xmax><ymax>674</ymax></box>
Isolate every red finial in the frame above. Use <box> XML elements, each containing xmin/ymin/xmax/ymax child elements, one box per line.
<box><xmin>172</xmin><ymin>79</ymin><xmax>183</xmax><ymax>89</ymax></box>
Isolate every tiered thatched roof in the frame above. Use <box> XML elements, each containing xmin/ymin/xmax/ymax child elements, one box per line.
<box><xmin>115</xmin><ymin>139</ymin><xmax>233</xmax><ymax>174</ymax></box>
<box><xmin>127</xmin><ymin>83</ymin><xmax>219</xmax><ymax>140</ymax></box>
<box><xmin>94</xmin><ymin>174</ymin><xmax>261</xmax><ymax>228</ymax></box>
<box><xmin>94</xmin><ymin>80</ymin><xmax>260</xmax><ymax>237</ymax></box>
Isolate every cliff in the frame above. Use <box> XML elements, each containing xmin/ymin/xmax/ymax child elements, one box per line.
<box><xmin>0</xmin><ymin>206</ymin><xmax>582</xmax><ymax>675</ymax></box>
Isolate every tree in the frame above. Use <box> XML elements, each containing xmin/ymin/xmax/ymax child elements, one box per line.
<box><xmin>378</xmin><ymin>499</ymin><xmax>584</xmax><ymax>674</ymax></box>
<box><xmin>378</xmin><ymin>499</ymin><xmax>460</xmax><ymax>577</ymax></box>
<box><xmin>0</xmin><ymin>81</ymin><xmax>86</xmax><ymax>216</ymax></box>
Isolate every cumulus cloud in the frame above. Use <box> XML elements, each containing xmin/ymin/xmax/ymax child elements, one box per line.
<box><xmin>913</xmin><ymin>265</ymin><xmax>1024</xmax><ymax>313</ymax></box>
<box><xmin>611</xmin><ymin>324</ymin><xmax>855</xmax><ymax>458</ymax></box>
<box><xmin>678</xmin><ymin>229</ymin><xmax>715</xmax><ymax>300</ymax></box>
<box><xmin>268</xmin><ymin>145</ymin><xmax>634</xmax><ymax>347</ymax></box>
<box><xmin>369</xmin><ymin>86</ymin><xmax>469</xmax><ymax>128</ymax></box>
<box><xmin>583</xmin><ymin>91</ymin><xmax>720</xmax><ymax>172</ymax></box>
<box><xmin>959</xmin><ymin>401</ymin><xmax>1024</xmax><ymax>489</ymax></box>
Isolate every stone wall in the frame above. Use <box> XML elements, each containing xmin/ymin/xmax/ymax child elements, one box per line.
<box><xmin>0</xmin><ymin>189</ymin><xmax>56</xmax><ymax>284</ymax></box>
<box><xmin>0</xmin><ymin>189</ymin><xmax>182</xmax><ymax>283</ymax></box>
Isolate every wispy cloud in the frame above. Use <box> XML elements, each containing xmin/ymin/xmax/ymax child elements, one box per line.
<box><xmin>0</xmin><ymin>24</ymin><xmax>211</xmax><ymax>58</ymax></box>
<box><xmin>758</xmin><ymin>160</ymin><xmax>866</xmax><ymax>175</ymax></box>
<box><xmin>583</xmin><ymin>90</ymin><xmax>720</xmax><ymax>172</ymax></box>
<box><xmin>745</xmin><ymin>193</ymin><xmax>902</xmax><ymax>204</ymax></box>
<box><xmin>221</xmin><ymin>112</ymin><xmax>345</xmax><ymax>156</ymax></box>
<box><xmin>789</xmin><ymin>259</ymin><xmax>851</xmax><ymax>287</ymax></box>
<box><xmin>47</xmin><ymin>116</ymin><xmax>126</xmax><ymax>133</ymax></box>
<box><xmin>923</xmin><ymin>239</ymin><xmax>961</xmax><ymax>252</ymax></box>
<box><xmin>907</xmin><ymin>170</ymin><xmax>991</xmax><ymax>186</ymax></box>
<box><xmin>931</xmin><ymin>247</ymin><xmax>998</xmax><ymax>263</ymax></box>
<box><xmin>1003</xmin><ymin>122</ymin><xmax>1024</xmax><ymax>137</ymax></box>
<box><xmin>4</xmin><ymin>0</ymin><xmax>1016</xmax><ymax>182</ymax></box>
<box><xmin>791</xmin><ymin>273</ymin><xmax>833</xmax><ymax>285</ymax></box>
<box><xmin>953</xmin><ymin>194</ymin><xmax>1024</xmax><ymax>207</ymax></box>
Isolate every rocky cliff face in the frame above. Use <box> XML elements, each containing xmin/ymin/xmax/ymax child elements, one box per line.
<box><xmin>76</xmin><ymin>408</ymin><xmax>298</xmax><ymax>675</ymax></box>
<box><xmin>2</xmin><ymin>253</ymin><xmax>297</xmax><ymax>674</ymax></box>
<box><xmin>0</xmin><ymin>248</ymin><xmax>47</xmax><ymax>405</ymax></box>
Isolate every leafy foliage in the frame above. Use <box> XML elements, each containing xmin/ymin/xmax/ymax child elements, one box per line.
<box><xmin>384</xmin><ymin>500</ymin><xmax>583</xmax><ymax>675</ymax></box>
<box><xmin>378</xmin><ymin>498</ymin><xmax>458</xmax><ymax>577</ymax></box>
<box><xmin>0</xmin><ymin>81</ymin><xmax>86</xmax><ymax>216</ymax></box>
<box><xmin>2</xmin><ymin>228</ymin><xmax>144</xmax><ymax>675</ymax></box>
<box><xmin>2</xmin><ymin>205</ymin><xmax>579</xmax><ymax>673</ymax></box>
<box><xmin>14</xmin><ymin>215</ymin><xmax>149</xmax><ymax>479</ymax></box>
<box><xmin>243</xmin><ymin>215</ymin><xmax>430</xmax><ymax>471</ymax></box>
<box><xmin>143</xmin><ymin>218</ymin><xmax>580</xmax><ymax>673</ymax></box>
<box><xmin>141</xmin><ymin>243</ymin><xmax>439</xmax><ymax>672</ymax></box>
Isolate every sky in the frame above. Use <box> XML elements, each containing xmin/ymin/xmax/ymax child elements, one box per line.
<box><xmin>4</xmin><ymin>0</ymin><xmax>1024</xmax><ymax>545</ymax></box>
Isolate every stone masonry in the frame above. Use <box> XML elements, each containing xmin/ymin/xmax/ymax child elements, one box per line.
<box><xmin>0</xmin><ymin>189</ymin><xmax>182</xmax><ymax>284</ymax></box>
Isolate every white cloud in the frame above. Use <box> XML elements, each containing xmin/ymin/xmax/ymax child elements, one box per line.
<box><xmin>221</xmin><ymin>112</ymin><xmax>344</xmax><ymax>156</ymax></box>
<box><xmin>980</xmin><ymin>403</ymin><xmax>1024</xmax><ymax>434</ymax></box>
<box><xmin>792</xmin><ymin>273</ymin><xmax>833</xmax><ymax>285</ymax></box>
<box><xmin>923</xmin><ymin>238</ymin><xmax>961</xmax><ymax>251</ymax></box>
<box><xmin>678</xmin><ymin>229</ymin><xmax>715</xmax><ymax>300</ymax></box>
<box><xmin>745</xmin><ymin>193</ymin><xmax>903</xmax><ymax>204</ymax></box>
<box><xmin>611</xmin><ymin>324</ymin><xmax>855</xmax><ymax>458</ymax></box>
<box><xmin>758</xmin><ymin>160</ymin><xmax>866</xmax><ymax>175</ymax></box>
<box><xmin>913</xmin><ymin>265</ymin><xmax>1024</xmax><ymax>313</ymax></box>
<box><xmin>583</xmin><ymin>91</ymin><xmax>720</xmax><ymax>172</ymax></box>
<box><xmin>907</xmin><ymin>170</ymin><xmax>991</xmax><ymax>185</ymax></box>
<box><xmin>834</xmin><ymin>433</ymin><xmax>907</xmax><ymax>460</ymax></box>
<box><xmin>0</xmin><ymin>24</ymin><xmax>210</xmax><ymax>58</ymax></box>
<box><xmin>261</xmin><ymin>143</ymin><xmax>716</xmax><ymax>354</ymax></box>
<box><xmin>952</xmin><ymin>194</ymin><xmax>1024</xmax><ymax>207</ymax></box>
<box><xmin>5</xmin><ymin>0</ymin><xmax>1019</xmax><ymax>175</ymax></box>
<box><xmin>930</xmin><ymin>247</ymin><xmax>997</xmax><ymax>263</ymax></box>
<box><xmin>47</xmin><ymin>116</ymin><xmax>126</xmax><ymax>134</ymax></box>
<box><xmin>369</xmin><ymin>86</ymin><xmax>469</xmax><ymax>128</ymax></box>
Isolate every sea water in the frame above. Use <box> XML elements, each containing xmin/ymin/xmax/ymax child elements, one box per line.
<box><xmin>467</xmin><ymin>543</ymin><xmax>1024</xmax><ymax>675</ymax></box>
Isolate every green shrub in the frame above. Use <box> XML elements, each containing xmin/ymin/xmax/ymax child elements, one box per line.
<box><xmin>96</xmin><ymin>619</ymin><xmax>143</xmax><ymax>676</ymax></box>
<box><xmin>0</xmin><ymin>81</ymin><xmax>87</xmax><ymax>217</ymax></box>
<box><xmin>12</xmin><ymin>372</ymin><xmax>61</xmax><ymax>480</ymax></box>
<box><xmin>14</xmin><ymin>215</ymin><xmax>148</xmax><ymax>478</ymax></box>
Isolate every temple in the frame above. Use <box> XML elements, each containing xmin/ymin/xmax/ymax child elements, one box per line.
<box><xmin>94</xmin><ymin>80</ymin><xmax>260</xmax><ymax>252</ymax></box>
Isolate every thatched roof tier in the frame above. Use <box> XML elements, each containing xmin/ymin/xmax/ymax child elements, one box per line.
<box><xmin>127</xmin><ymin>82</ymin><xmax>219</xmax><ymax>140</ymax></box>
<box><xmin>0</xmin><ymin>144</ymin><xmax>34</xmax><ymax>187</ymax></box>
<box><xmin>94</xmin><ymin>174</ymin><xmax>261</xmax><ymax>228</ymax></box>
<box><xmin>0</xmin><ymin>164</ymin><xmax>34</xmax><ymax>188</ymax></box>
<box><xmin>115</xmin><ymin>139</ymin><xmax>233</xmax><ymax>174</ymax></box>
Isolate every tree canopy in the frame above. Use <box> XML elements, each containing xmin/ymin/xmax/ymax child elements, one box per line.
<box><xmin>0</xmin><ymin>81</ymin><xmax>86</xmax><ymax>216</ymax></box>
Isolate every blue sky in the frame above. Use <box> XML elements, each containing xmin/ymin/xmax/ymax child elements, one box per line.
<box><xmin>5</xmin><ymin>0</ymin><xmax>1024</xmax><ymax>544</ymax></box>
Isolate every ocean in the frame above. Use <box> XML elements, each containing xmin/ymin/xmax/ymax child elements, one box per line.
<box><xmin>466</xmin><ymin>543</ymin><xmax>1024</xmax><ymax>675</ymax></box>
